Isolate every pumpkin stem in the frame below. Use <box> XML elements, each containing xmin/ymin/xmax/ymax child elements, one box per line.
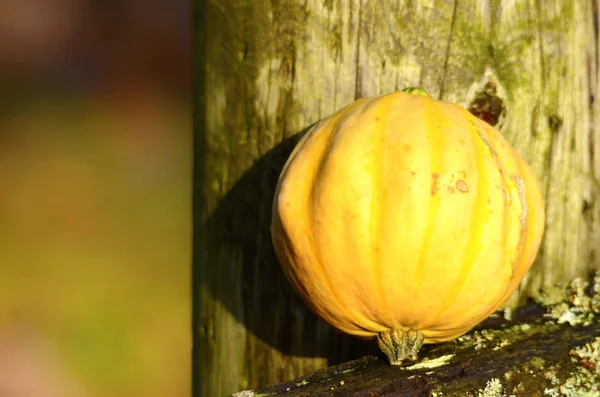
<box><xmin>377</xmin><ymin>328</ymin><xmax>424</xmax><ymax>365</ymax></box>
<box><xmin>401</xmin><ymin>87</ymin><xmax>430</xmax><ymax>97</ymax></box>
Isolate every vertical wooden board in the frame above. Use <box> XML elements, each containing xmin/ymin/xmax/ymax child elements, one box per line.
<box><xmin>196</xmin><ymin>0</ymin><xmax>600</xmax><ymax>395</ymax></box>
<box><xmin>198</xmin><ymin>1</ymin><xmax>268</xmax><ymax>394</ymax></box>
<box><xmin>289</xmin><ymin>0</ymin><xmax>361</xmax><ymax>126</ymax></box>
<box><xmin>593</xmin><ymin>0</ymin><xmax>600</xmax><ymax>288</ymax></box>
<box><xmin>198</xmin><ymin>0</ymin><xmax>369</xmax><ymax>394</ymax></box>
<box><xmin>356</xmin><ymin>1</ymin><xmax>458</xmax><ymax>97</ymax></box>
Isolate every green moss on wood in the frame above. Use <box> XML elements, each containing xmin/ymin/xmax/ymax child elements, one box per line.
<box><xmin>232</xmin><ymin>273</ymin><xmax>600</xmax><ymax>396</ymax></box>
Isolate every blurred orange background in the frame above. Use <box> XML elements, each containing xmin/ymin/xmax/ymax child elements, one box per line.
<box><xmin>0</xmin><ymin>1</ymin><xmax>190</xmax><ymax>397</ymax></box>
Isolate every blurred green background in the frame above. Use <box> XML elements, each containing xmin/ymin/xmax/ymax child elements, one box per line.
<box><xmin>0</xmin><ymin>1</ymin><xmax>190</xmax><ymax>397</ymax></box>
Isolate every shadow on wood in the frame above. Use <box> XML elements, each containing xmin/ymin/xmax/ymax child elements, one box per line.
<box><xmin>196</xmin><ymin>125</ymin><xmax>379</xmax><ymax>362</ymax></box>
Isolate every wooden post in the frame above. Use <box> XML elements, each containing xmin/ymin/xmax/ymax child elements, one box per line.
<box><xmin>194</xmin><ymin>0</ymin><xmax>600</xmax><ymax>395</ymax></box>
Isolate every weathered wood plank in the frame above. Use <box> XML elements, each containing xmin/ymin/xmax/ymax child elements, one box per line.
<box><xmin>231</xmin><ymin>302</ymin><xmax>600</xmax><ymax>396</ymax></box>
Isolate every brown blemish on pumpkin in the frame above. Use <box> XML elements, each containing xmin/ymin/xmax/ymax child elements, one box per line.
<box><xmin>455</xmin><ymin>180</ymin><xmax>468</xmax><ymax>193</ymax></box>
<box><xmin>431</xmin><ymin>173</ymin><xmax>440</xmax><ymax>195</ymax></box>
<box><xmin>447</xmin><ymin>186</ymin><xmax>454</xmax><ymax>193</ymax></box>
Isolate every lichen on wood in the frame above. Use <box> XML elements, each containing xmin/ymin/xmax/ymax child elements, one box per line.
<box><xmin>230</xmin><ymin>273</ymin><xmax>600</xmax><ymax>396</ymax></box>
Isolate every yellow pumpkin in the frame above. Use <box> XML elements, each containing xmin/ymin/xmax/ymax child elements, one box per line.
<box><xmin>271</xmin><ymin>88</ymin><xmax>545</xmax><ymax>365</ymax></box>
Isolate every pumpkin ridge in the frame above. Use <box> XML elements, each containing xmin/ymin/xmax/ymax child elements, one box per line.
<box><xmin>309</xmin><ymin>155</ymin><xmax>367</xmax><ymax>332</ymax></box>
<box><xmin>497</xmin><ymin>157</ymin><xmax>535</xmax><ymax>301</ymax></box>
<box><xmin>370</xmin><ymin>95</ymin><xmax>393</xmax><ymax>327</ymax></box>
<box><xmin>277</xmin><ymin>121</ymin><xmax>321</xmax><ymax>185</ymax></box>
<box><xmin>511</xmin><ymin>174</ymin><xmax>529</xmax><ymax>273</ymax></box>
<box><xmin>465</xmin><ymin>156</ymin><xmax>541</xmax><ymax>328</ymax></box>
<box><xmin>420</xmin><ymin>107</ymin><xmax>491</xmax><ymax>329</ymax></box>
<box><xmin>470</xmin><ymin>122</ymin><xmax>513</xmax><ymax>282</ymax></box>
<box><xmin>455</xmin><ymin>120</ymin><xmax>519</xmax><ymax>317</ymax></box>
<box><xmin>299</xmin><ymin>109</ymin><xmax>374</xmax><ymax>334</ymax></box>
<box><xmin>437</xmin><ymin>121</ymin><xmax>527</xmax><ymax>330</ymax></box>
<box><xmin>414</xmin><ymin>99</ymin><xmax>444</xmax><ymax>290</ymax></box>
<box><xmin>475</xmin><ymin>121</ymin><xmax>518</xmax><ymax>279</ymax></box>
<box><xmin>468</xmin><ymin>123</ymin><xmax>514</xmax><ymax>295</ymax></box>
<box><xmin>310</xmin><ymin>100</ymin><xmax>385</xmax><ymax>333</ymax></box>
<box><xmin>477</xmin><ymin>124</ymin><xmax>531</xmax><ymax>304</ymax></box>
<box><xmin>274</xmin><ymin>117</ymin><xmax>371</xmax><ymax>335</ymax></box>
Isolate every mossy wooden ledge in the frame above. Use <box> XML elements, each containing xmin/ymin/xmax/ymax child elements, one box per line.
<box><xmin>230</xmin><ymin>302</ymin><xmax>600</xmax><ymax>396</ymax></box>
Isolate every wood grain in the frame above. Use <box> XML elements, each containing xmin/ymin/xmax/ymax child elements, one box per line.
<box><xmin>195</xmin><ymin>0</ymin><xmax>600</xmax><ymax>394</ymax></box>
